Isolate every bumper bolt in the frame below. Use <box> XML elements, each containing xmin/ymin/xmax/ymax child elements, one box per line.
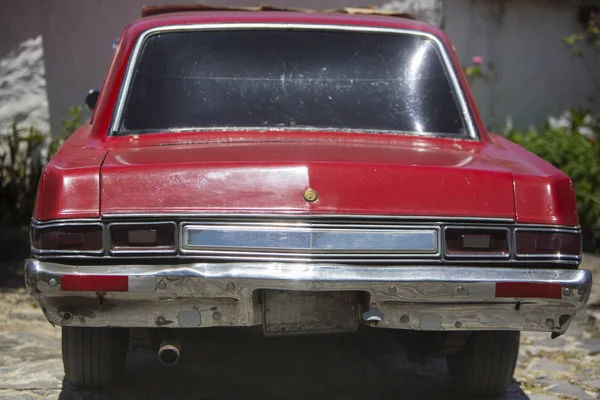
<box><xmin>157</xmin><ymin>280</ymin><xmax>166</xmax><ymax>289</ymax></box>
<box><xmin>455</xmin><ymin>321</ymin><xmax>462</xmax><ymax>328</ymax></box>
<box><xmin>157</xmin><ymin>316</ymin><xmax>166</xmax><ymax>325</ymax></box>
<box><xmin>48</xmin><ymin>278</ymin><xmax>57</xmax><ymax>287</ymax></box>
<box><xmin>400</xmin><ymin>314</ymin><xmax>410</xmax><ymax>324</ymax></box>
<box><xmin>388</xmin><ymin>286</ymin><xmax>397</xmax><ymax>294</ymax></box>
<box><xmin>212</xmin><ymin>312</ymin><xmax>221</xmax><ymax>321</ymax></box>
<box><xmin>370</xmin><ymin>303</ymin><xmax>377</xmax><ymax>309</ymax></box>
<box><xmin>562</xmin><ymin>287</ymin><xmax>572</xmax><ymax>297</ymax></box>
<box><xmin>545</xmin><ymin>318</ymin><xmax>555</xmax><ymax>328</ymax></box>
<box><xmin>456</xmin><ymin>286</ymin><xmax>466</xmax><ymax>295</ymax></box>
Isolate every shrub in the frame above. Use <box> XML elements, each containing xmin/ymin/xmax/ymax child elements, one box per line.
<box><xmin>0</xmin><ymin>106</ymin><xmax>83</xmax><ymax>226</ymax></box>
<box><xmin>48</xmin><ymin>106</ymin><xmax>83</xmax><ymax>159</ymax></box>
<box><xmin>506</xmin><ymin>109</ymin><xmax>600</xmax><ymax>249</ymax></box>
<box><xmin>0</xmin><ymin>122</ymin><xmax>47</xmax><ymax>225</ymax></box>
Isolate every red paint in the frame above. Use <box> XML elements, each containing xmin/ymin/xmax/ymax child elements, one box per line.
<box><xmin>32</xmin><ymin>11</ymin><xmax>579</xmax><ymax>227</ymax></box>
<box><xmin>33</xmin><ymin>125</ymin><xmax>106</xmax><ymax>220</ymax></box>
<box><xmin>486</xmin><ymin>134</ymin><xmax>578</xmax><ymax>226</ymax></box>
<box><xmin>60</xmin><ymin>275</ymin><xmax>128</xmax><ymax>292</ymax></box>
<box><xmin>495</xmin><ymin>282</ymin><xmax>562</xmax><ymax>299</ymax></box>
<box><xmin>100</xmin><ymin>139</ymin><xmax>514</xmax><ymax>217</ymax></box>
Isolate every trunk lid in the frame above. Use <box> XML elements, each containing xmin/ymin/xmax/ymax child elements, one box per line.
<box><xmin>100</xmin><ymin>140</ymin><xmax>515</xmax><ymax>218</ymax></box>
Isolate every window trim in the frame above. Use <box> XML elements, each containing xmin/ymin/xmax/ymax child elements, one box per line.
<box><xmin>109</xmin><ymin>23</ymin><xmax>480</xmax><ymax>140</ymax></box>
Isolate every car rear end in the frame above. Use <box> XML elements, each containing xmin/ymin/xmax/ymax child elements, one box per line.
<box><xmin>27</xmin><ymin>217</ymin><xmax>590</xmax><ymax>334</ymax></box>
<box><xmin>25</xmin><ymin>9</ymin><xmax>592</xmax><ymax>395</ymax></box>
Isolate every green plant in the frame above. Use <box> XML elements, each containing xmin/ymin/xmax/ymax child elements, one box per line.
<box><xmin>0</xmin><ymin>122</ymin><xmax>48</xmax><ymax>225</ymax></box>
<box><xmin>0</xmin><ymin>107</ymin><xmax>83</xmax><ymax>226</ymax></box>
<box><xmin>48</xmin><ymin>106</ymin><xmax>83</xmax><ymax>159</ymax></box>
<box><xmin>463</xmin><ymin>55</ymin><xmax>495</xmax><ymax>86</ymax></box>
<box><xmin>506</xmin><ymin>109</ymin><xmax>600</xmax><ymax>248</ymax></box>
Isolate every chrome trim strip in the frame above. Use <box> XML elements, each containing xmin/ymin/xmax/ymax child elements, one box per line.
<box><xmin>30</xmin><ymin>222</ymin><xmax>105</xmax><ymax>256</ymax></box>
<box><xmin>99</xmin><ymin>213</ymin><xmax>517</xmax><ymax>223</ymax></box>
<box><xmin>443</xmin><ymin>226</ymin><xmax>511</xmax><ymax>259</ymax></box>
<box><xmin>32</xmin><ymin>218</ymin><xmax>103</xmax><ymax>225</ymax></box>
<box><xmin>182</xmin><ymin>224</ymin><xmax>439</xmax><ymax>254</ymax></box>
<box><xmin>109</xmin><ymin>23</ymin><xmax>479</xmax><ymax>140</ymax></box>
<box><xmin>32</xmin><ymin>215</ymin><xmax>583</xmax><ymax>230</ymax></box>
<box><xmin>107</xmin><ymin>221</ymin><xmax>178</xmax><ymax>255</ymax></box>
<box><xmin>30</xmin><ymin>253</ymin><xmax>581</xmax><ymax>264</ymax></box>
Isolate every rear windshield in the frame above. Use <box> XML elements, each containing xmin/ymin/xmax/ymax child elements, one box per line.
<box><xmin>118</xmin><ymin>29</ymin><xmax>469</xmax><ymax>138</ymax></box>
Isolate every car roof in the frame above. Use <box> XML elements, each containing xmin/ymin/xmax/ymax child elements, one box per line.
<box><xmin>124</xmin><ymin>9</ymin><xmax>446</xmax><ymax>40</ymax></box>
<box><xmin>141</xmin><ymin>4</ymin><xmax>415</xmax><ymax>19</ymax></box>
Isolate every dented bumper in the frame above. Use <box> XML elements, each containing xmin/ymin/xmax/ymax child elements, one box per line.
<box><xmin>25</xmin><ymin>259</ymin><xmax>592</xmax><ymax>334</ymax></box>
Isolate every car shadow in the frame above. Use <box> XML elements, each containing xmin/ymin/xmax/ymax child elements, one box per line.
<box><xmin>56</xmin><ymin>328</ymin><xmax>531</xmax><ymax>400</ymax></box>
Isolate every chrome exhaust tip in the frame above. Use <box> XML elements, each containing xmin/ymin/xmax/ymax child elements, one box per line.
<box><xmin>158</xmin><ymin>340</ymin><xmax>181</xmax><ymax>367</ymax></box>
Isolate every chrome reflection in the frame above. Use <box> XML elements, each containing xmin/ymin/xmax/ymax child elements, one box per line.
<box><xmin>407</xmin><ymin>41</ymin><xmax>430</xmax><ymax>134</ymax></box>
<box><xmin>25</xmin><ymin>259</ymin><xmax>592</xmax><ymax>332</ymax></box>
<box><xmin>183</xmin><ymin>225</ymin><xmax>439</xmax><ymax>254</ymax></box>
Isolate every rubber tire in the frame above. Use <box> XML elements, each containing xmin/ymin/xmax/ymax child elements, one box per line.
<box><xmin>62</xmin><ymin>327</ymin><xmax>129</xmax><ymax>388</ymax></box>
<box><xmin>446</xmin><ymin>331</ymin><xmax>519</xmax><ymax>397</ymax></box>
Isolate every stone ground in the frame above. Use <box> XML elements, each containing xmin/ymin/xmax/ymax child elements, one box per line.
<box><xmin>0</xmin><ymin>258</ymin><xmax>598</xmax><ymax>400</ymax></box>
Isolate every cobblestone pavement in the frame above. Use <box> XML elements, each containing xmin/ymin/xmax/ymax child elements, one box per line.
<box><xmin>0</xmin><ymin>257</ymin><xmax>598</xmax><ymax>400</ymax></box>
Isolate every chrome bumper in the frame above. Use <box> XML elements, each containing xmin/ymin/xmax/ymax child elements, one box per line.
<box><xmin>24</xmin><ymin>259</ymin><xmax>592</xmax><ymax>334</ymax></box>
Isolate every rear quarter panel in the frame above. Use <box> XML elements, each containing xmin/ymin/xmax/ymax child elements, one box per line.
<box><xmin>33</xmin><ymin>125</ymin><xmax>107</xmax><ymax>220</ymax></box>
<box><xmin>485</xmin><ymin>133</ymin><xmax>578</xmax><ymax>226</ymax></box>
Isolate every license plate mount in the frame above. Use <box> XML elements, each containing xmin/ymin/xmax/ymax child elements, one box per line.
<box><xmin>262</xmin><ymin>290</ymin><xmax>359</xmax><ymax>336</ymax></box>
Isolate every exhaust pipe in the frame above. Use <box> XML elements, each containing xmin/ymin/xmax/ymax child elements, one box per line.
<box><xmin>158</xmin><ymin>339</ymin><xmax>181</xmax><ymax>367</ymax></box>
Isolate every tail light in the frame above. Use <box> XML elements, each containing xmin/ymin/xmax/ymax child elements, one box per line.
<box><xmin>515</xmin><ymin>230</ymin><xmax>580</xmax><ymax>258</ymax></box>
<box><xmin>109</xmin><ymin>222</ymin><xmax>176</xmax><ymax>254</ymax></box>
<box><xmin>31</xmin><ymin>224</ymin><xmax>104</xmax><ymax>254</ymax></box>
<box><xmin>444</xmin><ymin>228</ymin><xmax>509</xmax><ymax>258</ymax></box>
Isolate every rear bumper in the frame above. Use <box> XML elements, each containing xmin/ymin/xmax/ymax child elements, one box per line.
<box><xmin>24</xmin><ymin>259</ymin><xmax>592</xmax><ymax>334</ymax></box>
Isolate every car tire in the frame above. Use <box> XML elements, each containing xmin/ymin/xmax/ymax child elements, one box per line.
<box><xmin>446</xmin><ymin>331</ymin><xmax>519</xmax><ymax>396</ymax></box>
<box><xmin>62</xmin><ymin>327</ymin><xmax>129</xmax><ymax>388</ymax></box>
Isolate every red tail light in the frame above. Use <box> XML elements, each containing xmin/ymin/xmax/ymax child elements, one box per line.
<box><xmin>109</xmin><ymin>222</ymin><xmax>176</xmax><ymax>254</ymax></box>
<box><xmin>31</xmin><ymin>224</ymin><xmax>103</xmax><ymax>253</ymax></box>
<box><xmin>445</xmin><ymin>228</ymin><xmax>509</xmax><ymax>257</ymax></box>
<box><xmin>515</xmin><ymin>230</ymin><xmax>580</xmax><ymax>258</ymax></box>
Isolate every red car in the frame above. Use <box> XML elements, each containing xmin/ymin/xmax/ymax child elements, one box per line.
<box><xmin>25</xmin><ymin>6</ymin><xmax>591</xmax><ymax>396</ymax></box>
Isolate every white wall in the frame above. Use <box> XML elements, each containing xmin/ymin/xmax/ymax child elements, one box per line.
<box><xmin>0</xmin><ymin>0</ymin><xmax>597</xmax><ymax>134</ymax></box>
<box><xmin>0</xmin><ymin>35</ymin><xmax>49</xmax><ymax>134</ymax></box>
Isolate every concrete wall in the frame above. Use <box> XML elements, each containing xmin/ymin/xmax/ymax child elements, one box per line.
<box><xmin>444</xmin><ymin>0</ymin><xmax>600</xmax><ymax>131</ymax></box>
<box><xmin>0</xmin><ymin>0</ymin><xmax>597</xmax><ymax>134</ymax></box>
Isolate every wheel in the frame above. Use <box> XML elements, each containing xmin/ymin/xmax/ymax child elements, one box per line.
<box><xmin>446</xmin><ymin>331</ymin><xmax>519</xmax><ymax>396</ymax></box>
<box><xmin>62</xmin><ymin>327</ymin><xmax>129</xmax><ymax>388</ymax></box>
